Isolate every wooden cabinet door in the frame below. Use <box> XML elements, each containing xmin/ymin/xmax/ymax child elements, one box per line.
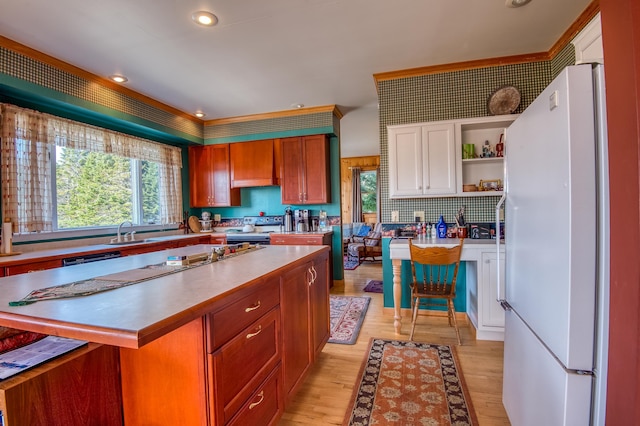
<box><xmin>189</xmin><ymin>145</ymin><xmax>240</xmax><ymax>207</ymax></box>
<box><xmin>280</xmin><ymin>135</ymin><xmax>330</xmax><ymax>204</ymax></box>
<box><xmin>230</xmin><ymin>139</ymin><xmax>276</xmax><ymax>187</ymax></box>
<box><xmin>280</xmin><ymin>261</ymin><xmax>311</xmax><ymax>402</ymax></box>
<box><xmin>210</xmin><ymin>144</ymin><xmax>241</xmax><ymax>206</ymax></box>
<box><xmin>280</xmin><ymin>137</ymin><xmax>304</xmax><ymax>204</ymax></box>
<box><xmin>302</xmin><ymin>135</ymin><xmax>330</xmax><ymax>204</ymax></box>
<box><xmin>309</xmin><ymin>251</ymin><xmax>330</xmax><ymax>358</ymax></box>
<box><xmin>189</xmin><ymin>146</ymin><xmax>213</xmax><ymax>207</ymax></box>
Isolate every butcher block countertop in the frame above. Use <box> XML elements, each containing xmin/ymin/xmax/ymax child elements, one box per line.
<box><xmin>0</xmin><ymin>244</ymin><xmax>327</xmax><ymax>349</ymax></box>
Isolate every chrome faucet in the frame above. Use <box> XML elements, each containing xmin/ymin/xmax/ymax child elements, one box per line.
<box><xmin>117</xmin><ymin>221</ymin><xmax>133</xmax><ymax>242</ymax></box>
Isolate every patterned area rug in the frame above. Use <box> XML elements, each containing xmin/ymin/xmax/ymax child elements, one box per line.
<box><xmin>344</xmin><ymin>339</ymin><xmax>478</xmax><ymax>425</ymax></box>
<box><xmin>328</xmin><ymin>296</ymin><xmax>370</xmax><ymax>344</ymax></box>
<box><xmin>344</xmin><ymin>256</ymin><xmax>359</xmax><ymax>271</ymax></box>
<box><xmin>363</xmin><ymin>279</ymin><xmax>383</xmax><ymax>293</ymax></box>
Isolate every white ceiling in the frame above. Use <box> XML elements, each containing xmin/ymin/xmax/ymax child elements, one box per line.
<box><xmin>1</xmin><ymin>0</ymin><xmax>592</xmax><ymax>156</ymax></box>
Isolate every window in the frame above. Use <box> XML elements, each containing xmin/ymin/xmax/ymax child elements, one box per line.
<box><xmin>1</xmin><ymin>103</ymin><xmax>183</xmax><ymax>235</ymax></box>
<box><xmin>55</xmin><ymin>147</ymin><xmax>161</xmax><ymax>229</ymax></box>
<box><xmin>360</xmin><ymin>170</ymin><xmax>377</xmax><ymax>213</ymax></box>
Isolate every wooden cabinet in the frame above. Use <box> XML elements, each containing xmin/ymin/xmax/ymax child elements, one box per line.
<box><xmin>280</xmin><ymin>135</ymin><xmax>330</xmax><ymax>204</ymax></box>
<box><xmin>209</xmin><ymin>307</ymin><xmax>281</xmax><ymax>425</ymax></box>
<box><xmin>280</xmin><ymin>262</ymin><xmax>311</xmax><ymax>402</ymax></box>
<box><xmin>118</xmin><ymin>251</ymin><xmax>329</xmax><ymax>426</ymax></box>
<box><xmin>189</xmin><ymin>144</ymin><xmax>241</xmax><ymax>207</ymax></box>
<box><xmin>269</xmin><ymin>233</ymin><xmax>331</xmax><ymax>246</ymax></box>
<box><xmin>0</xmin><ymin>343</ymin><xmax>122</xmax><ymax>426</ymax></box>
<box><xmin>270</xmin><ymin>232</ymin><xmax>333</xmax><ymax>287</ymax></box>
<box><xmin>210</xmin><ymin>234</ymin><xmax>227</xmax><ymax>245</ymax></box>
<box><xmin>388</xmin><ymin>123</ymin><xmax>456</xmax><ymax>198</ymax></box>
<box><xmin>230</xmin><ymin>139</ymin><xmax>277</xmax><ymax>187</ymax></box>
<box><xmin>280</xmin><ymin>250</ymin><xmax>330</xmax><ymax>403</ymax></box>
<box><xmin>309</xmin><ymin>251</ymin><xmax>330</xmax><ymax>357</ymax></box>
<box><xmin>4</xmin><ymin>258</ymin><xmax>63</xmax><ymax>276</ymax></box>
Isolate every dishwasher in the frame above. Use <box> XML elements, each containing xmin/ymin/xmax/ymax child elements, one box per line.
<box><xmin>62</xmin><ymin>251</ymin><xmax>121</xmax><ymax>266</ymax></box>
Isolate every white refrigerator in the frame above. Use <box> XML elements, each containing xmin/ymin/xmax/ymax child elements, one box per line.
<box><xmin>497</xmin><ymin>64</ymin><xmax>610</xmax><ymax>425</ymax></box>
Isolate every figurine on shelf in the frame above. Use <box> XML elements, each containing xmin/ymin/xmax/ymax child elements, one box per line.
<box><xmin>481</xmin><ymin>140</ymin><xmax>495</xmax><ymax>158</ymax></box>
<box><xmin>496</xmin><ymin>133</ymin><xmax>504</xmax><ymax>157</ymax></box>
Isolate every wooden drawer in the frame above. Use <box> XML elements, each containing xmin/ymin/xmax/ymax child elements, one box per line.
<box><xmin>227</xmin><ymin>366</ymin><xmax>283</xmax><ymax>426</ymax></box>
<box><xmin>210</xmin><ymin>235</ymin><xmax>227</xmax><ymax>245</ymax></box>
<box><xmin>209</xmin><ymin>308</ymin><xmax>281</xmax><ymax>425</ymax></box>
<box><xmin>5</xmin><ymin>259</ymin><xmax>63</xmax><ymax>276</ymax></box>
<box><xmin>269</xmin><ymin>234</ymin><xmax>329</xmax><ymax>246</ymax></box>
<box><xmin>207</xmin><ymin>276</ymin><xmax>279</xmax><ymax>351</ymax></box>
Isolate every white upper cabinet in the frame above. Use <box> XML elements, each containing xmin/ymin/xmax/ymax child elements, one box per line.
<box><xmin>572</xmin><ymin>13</ymin><xmax>603</xmax><ymax>65</ymax></box>
<box><xmin>388</xmin><ymin>115</ymin><xmax>517</xmax><ymax>198</ymax></box>
<box><xmin>388</xmin><ymin>123</ymin><xmax>456</xmax><ymax>198</ymax></box>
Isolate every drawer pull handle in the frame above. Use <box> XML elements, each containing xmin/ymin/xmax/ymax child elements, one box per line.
<box><xmin>245</xmin><ymin>301</ymin><xmax>261</xmax><ymax>312</ymax></box>
<box><xmin>246</xmin><ymin>325</ymin><xmax>262</xmax><ymax>339</ymax></box>
<box><xmin>249</xmin><ymin>391</ymin><xmax>264</xmax><ymax>410</ymax></box>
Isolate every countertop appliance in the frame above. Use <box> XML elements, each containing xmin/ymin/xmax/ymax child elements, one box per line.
<box><xmin>294</xmin><ymin>209</ymin><xmax>309</xmax><ymax>232</ymax></box>
<box><xmin>497</xmin><ymin>64</ymin><xmax>609</xmax><ymax>425</ymax></box>
<box><xmin>284</xmin><ymin>207</ymin><xmax>294</xmax><ymax>232</ymax></box>
<box><xmin>224</xmin><ymin>216</ymin><xmax>282</xmax><ymax>245</ymax></box>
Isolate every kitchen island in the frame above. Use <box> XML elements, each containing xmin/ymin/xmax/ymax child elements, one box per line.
<box><xmin>0</xmin><ymin>244</ymin><xmax>330</xmax><ymax>425</ymax></box>
<box><xmin>389</xmin><ymin>237</ymin><xmax>505</xmax><ymax>341</ymax></box>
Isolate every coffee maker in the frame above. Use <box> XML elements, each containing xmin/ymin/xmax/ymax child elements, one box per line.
<box><xmin>294</xmin><ymin>209</ymin><xmax>309</xmax><ymax>232</ymax></box>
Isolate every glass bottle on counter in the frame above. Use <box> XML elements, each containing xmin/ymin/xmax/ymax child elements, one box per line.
<box><xmin>436</xmin><ymin>216</ymin><xmax>447</xmax><ymax>238</ymax></box>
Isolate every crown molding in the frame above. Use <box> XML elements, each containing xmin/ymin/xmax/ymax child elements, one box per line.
<box><xmin>204</xmin><ymin>105</ymin><xmax>343</xmax><ymax>126</ymax></box>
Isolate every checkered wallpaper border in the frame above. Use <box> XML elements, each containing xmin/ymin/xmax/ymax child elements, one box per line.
<box><xmin>0</xmin><ymin>47</ymin><xmax>202</xmax><ymax>139</ymax></box>
<box><xmin>204</xmin><ymin>112</ymin><xmax>334</xmax><ymax>140</ymax></box>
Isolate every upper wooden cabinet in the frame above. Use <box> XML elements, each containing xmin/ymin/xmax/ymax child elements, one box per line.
<box><xmin>280</xmin><ymin>135</ymin><xmax>330</xmax><ymax>204</ymax></box>
<box><xmin>230</xmin><ymin>139</ymin><xmax>277</xmax><ymax>188</ymax></box>
<box><xmin>188</xmin><ymin>144</ymin><xmax>241</xmax><ymax>207</ymax></box>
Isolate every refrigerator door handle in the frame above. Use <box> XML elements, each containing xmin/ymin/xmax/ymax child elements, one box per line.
<box><xmin>496</xmin><ymin>193</ymin><xmax>506</xmax><ymax>304</ymax></box>
<box><xmin>499</xmin><ymin>299</ymin><xmax>512</xmax><ymax>311</ymax></box>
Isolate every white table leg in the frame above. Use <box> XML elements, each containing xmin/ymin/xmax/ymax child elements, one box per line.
<box><xmin>392</xmin><ymin>258</ymin><xmax>402</xmax><ymax>334</ymax></box>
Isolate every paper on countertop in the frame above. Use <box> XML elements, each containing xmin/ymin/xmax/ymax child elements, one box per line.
<box><xmin>0</xmin><ymin>336</ymin><xmax>87</xmax><ymax>380</ymax></box>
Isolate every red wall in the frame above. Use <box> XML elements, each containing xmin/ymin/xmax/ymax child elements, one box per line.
<box><xmin>600</xmin><ymin>0</ymin><xmax>640</xmax><ymax>422</ymax></box>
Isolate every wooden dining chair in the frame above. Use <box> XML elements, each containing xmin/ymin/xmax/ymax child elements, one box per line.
<box><xmin>408</xmin><ymin>238</ymin><xmax>464</xmax><ymax>344</ymax></box>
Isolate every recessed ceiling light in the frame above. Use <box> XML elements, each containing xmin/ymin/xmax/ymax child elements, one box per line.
<box><xmin>192</xmin><ymin>11</ymin><xmax>218</xmax><ymax>27</ymax></box>
<box><xmin>291</xmin><ymin>103</ymin><xmax>304</xmax><ymax>109</ymax></box>
<box><xmin>505</xmin><ymin>0</ymin><xmax>532</xmax><ymax>7</ymax></box>
<box><xmin>109</xmin><ymin>74</ymin><xmax>128</xmax><ymax>83</ymax></box>
<box><xmin>195</xmin><ymin>112</ymin><xmax>206</xmax><ymax>118</ymax></box>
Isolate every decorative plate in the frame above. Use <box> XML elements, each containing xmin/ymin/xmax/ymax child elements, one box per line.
<box><xmin>488</xmin><ymin>85</ymin><xmax>521</xmax><ymax>115</ymax></box>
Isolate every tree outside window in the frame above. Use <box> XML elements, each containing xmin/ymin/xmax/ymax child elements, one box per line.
<box><xmin>360</xmin><ymin>170</ymin><xmax>377</xmax><ymax>213</ymax></box>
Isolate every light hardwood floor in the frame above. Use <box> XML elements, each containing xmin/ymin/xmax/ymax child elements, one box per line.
<box><xmin>279</xmin><ymin>262</ymin><xmax>511</xmax><ymax>425</ymax></box>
